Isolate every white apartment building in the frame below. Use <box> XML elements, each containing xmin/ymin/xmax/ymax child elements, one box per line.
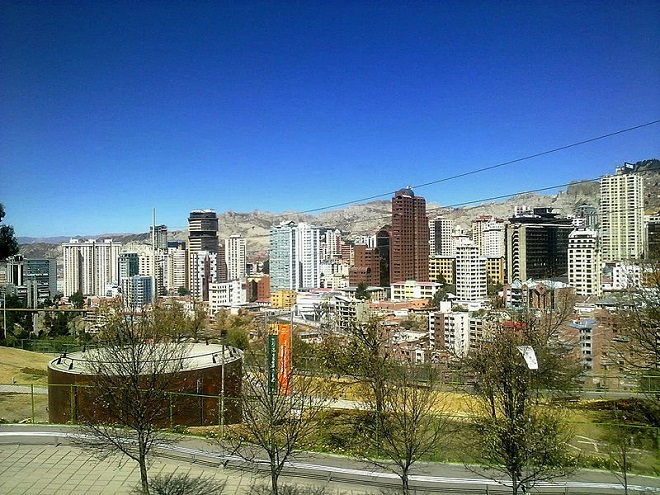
<box><xmin>600</xmin><ymin>165</ymin><xmax>644</xmax><ymax>262</ymax></box>
<box><xmin>353</xmin><ymin>235</ymin><xmax>376</xmax><ymax>248</ymax></box>
<box><xmin>391</xmin><ymin>280</ymin><xmax>441</xmax><ymax>300</ymax></box>
<box><xmin>607</xmin><ymin>261</ymin><xmax>643</xmax><ymax>290</ymax></box>
<box><xmin>62</xmin><ymin>239</ymin><xmax>122</xmax><ymax>296</ymax></box>
<box><xmin>320</xmin><ymin>262</ymin><xmax>350</xmax><ymax>289</ymax></box>
<box><xmin>269</xmin><ymin>221</ymin><xmax>321</xmax><ymax>292</ymax></box>
<box><xmin>482</xmin><ymin>222</ymin><xmax>505</xmax><ymax>258</ymax></box>
<box><xmin>189</xmin><ymin>250</ymin><xmax>218</xmax><ymax>301</ymax></box>
<box><xmin>429</xmin><ymin>311</ymin><xmax>470</xmax><ymax>356</ymax></box>
<box><xmin>568</xmin><ymin>229</ymin><xmax>602</xmax><ymax>297</ymax></box>
<box><xmin>298</xmin><ymin>223</ymin><xmax>322</xmax><ymax>288</ymax></box>
<box><xmin>323</xmin><ymin>229</ymin><xmax>343</xmax><ymax>261</ymax></box>
<box><xmin>470</xmin><ymin>216</ymin><xmax>504</xmax><ymax>256</ymax></box>
<box><xmin>209</xmin><ymin>280</ymin><xmax>246</xmax><ymax>313</ymax></box>
<box><xmin>119</xmin><ymin>241</ymin><xmax>168</xmax><ymax>296</ymax></box>
<box><xmin>225</xmin><ymin>234</ymin><xmax>247</xmax><ymax>281</ymax></box>
<box><xmin>167</xmin><ymin>245</ymin><xmax>187</xmax><ymax>293</ymax></box>
<box><xmin>455</xmin><ymin>238</ymin><xmax>487</xmax><ymax>302</ymax></box>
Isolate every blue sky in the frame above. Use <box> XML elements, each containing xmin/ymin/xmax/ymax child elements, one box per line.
<box><xmin>1</xmin><ymin>1</ymin><xmax>658</xmax><ymax>238</ymax></box>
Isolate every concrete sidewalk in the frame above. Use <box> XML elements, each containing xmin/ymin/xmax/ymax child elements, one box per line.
<box><xmin>0</xmin><ymin>443</ymin><xmax>379</xmax><ymax>495</ymax></box>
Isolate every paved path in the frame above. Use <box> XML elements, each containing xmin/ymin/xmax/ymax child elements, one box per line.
<box><xmin>2</xmin><ymin>425</ymin><xmax>660</xmax><ymax>494</ymax></box>
<box><xmin>0</xmin><ymin>385</ymin><xmax>47</xmax><ymax>394</ymax></box>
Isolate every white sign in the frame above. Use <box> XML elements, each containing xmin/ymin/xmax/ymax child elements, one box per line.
<box><xmin>517</xmin><ymin>345</ymin><xmax>538</xmax><ymax>370</ymax></box>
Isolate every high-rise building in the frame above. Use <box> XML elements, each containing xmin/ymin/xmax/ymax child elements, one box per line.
<box><xmin>150</xmin><ymin>224</ymin><xmax>168</xmax><ymax>251</ymax></box>
<box><xmin>349</xmin><ymin>244</ymin><xmax>381</xmax><ymax>287</ymax></box>
<box><xmin>505</xmin><ymin>208</ymin><xmax>573</xmax><ymax>283</ymax></box>
<box><xmin>645</xmin><ymin>212</ymin><xmax>660</xmax><ymax>260</ymax></box>
<box><xmin>118</xmin><ymin>253</ymin><xmax>140</xmax><ymax>280</ymax></box>
<box><xmin>574</xmin><ymin>205</ymin><xmax>598</xmax><ymax>229</ymax></box>
<box><xmin>225</xmin><ymin>235</ymin><xmax>247</xmax><ymax>281</ymax></box>
<box><xmin>568</xmin><ymin>229</ymin><xmax>602</xmax><ymax>297</ymax></box>
<box><xmin>5</xmin><ymin>256</ymin><xmax>57</xmax><ymax>306</ymax></box>
<box><xmin>455</xmin><ymin>238</ymin><xmax>487</xmax><ymax>302</ymax></box>
<box><xmin>390</xmin><ymin>187</ymin><xmax>429</xmax><ymax>283</ymax></box>
<box><xmin>187</xmin><ymin>210</ymin><xmax>219</xmax><ymax>252</ymax></box>
<box><xmin>167</xmin><ymin>245</ymin><xmax>188</xmax><ymax>293</ymax></box>
<box><xmin>62</xmin><ymin>239</ymin><xmax>122</xmax><ymax>296</ymax></box>
<box><xmin>121</xmin><ymin>275</ymin><xmax>154</xmax><ymax>310</ymax></box>
<box><xmin>189</xmin><ymin>250</ymin><xmax>218</xmax><ymax>301</ymax></box>
<box><xmin>375</xmin><ymin>228</ymin><xmax>391</xmax><ymax>286</ymax></box>
<box><xmin>269</xmin><ymin>221</ymin><xmax>321</xmax><ymax>292</ymax></box>
<box><xmin>481</xmin><ymin>220</ymin><xmax>505</xmax><ymax>258</ymax></box>
<box><xmin>430</xmin><ymin>217</ymin><xmax>454</xmax><ymax>256</ymax></box>
<box><xmin>187</xmin><ymin>210</ymin><xmax>219</xmax><ymax>299</ymax></box>
<box><xmin>323</xmin><ymin>229</ymin><xmax>343</xmax><ymax>261</ymax></box>
<box><xmin>471</xmin><ymin>215</ymin><xmax>504</xmax><ymax>256</ymax></box>
<box><xmin>600</xmin><ymin>164</ymin><xmax>644</xmax><ymax>262</ymax></box>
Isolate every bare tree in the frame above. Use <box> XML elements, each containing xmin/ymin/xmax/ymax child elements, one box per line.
<box><xmin>617</xmin><ymin>263</ymin><xmax>660</xmax><ymax>391</ymax></box>
<box><xmin>319</xmin><ymin>315</ymin><xmax>393</xmax><ymax>416</ymax></box>
<box><xmin>226</xmin><ymin>348</ymin><xmax>333</xmax><ymax>495</ymax></box>
<box><xmin>603</xmin><ymin>403</ymin><xmax>657</xmax><ymax>495</ymax></box>
<box><xmin>360</xmin><ymin>362</ymin><xmax>450</xmax><ymax>494</ymax></box>
<box><xmin>76</xmin><ymin>303</ymin><xmax>189</xmax><ymax>495</ymax></box>
<box><xmin>465</xmin><ymin>315</ymin><xmax>579</xmax><ymax>495</ymax></box>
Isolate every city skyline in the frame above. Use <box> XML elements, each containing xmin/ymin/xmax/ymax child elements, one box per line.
<box><xmin>2</xmin><ymin>2</ymin><xmax>659</xmax><ymax>238</ymax></box>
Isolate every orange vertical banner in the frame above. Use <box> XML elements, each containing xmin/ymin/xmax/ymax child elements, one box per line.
<box><xmin>278</xmin><ymin>323</ymin><xmax>292</xmax><ymax>395</ymax></box>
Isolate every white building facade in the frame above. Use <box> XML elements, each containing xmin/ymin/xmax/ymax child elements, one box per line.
<box><xmin>62</xmin><ymin>239</ymin><xmax>122</xmax><ymax>297</ymax></box>
<box><xmin>269</xmin><ymin>221</ymin><xmax>321</xmax><ymax>292</ymax></box>
<box><xmin>225</xmin><ymin>235</ymin><xmax>247</xmax><ymax>281</ymax></box>
<box><xmin>568</xmin><ymin>229</ymin><xmax>602</xmax><ymax>297</ymax></box>
<box><xmin>600</xmin><ymin>165</ymin><xmax>644</xmax><ymax>262</ymax></box>
<box><xmin>455</xmin><ymin>238</ymin><xmax>487</xmax><ymax>302</ymax></box>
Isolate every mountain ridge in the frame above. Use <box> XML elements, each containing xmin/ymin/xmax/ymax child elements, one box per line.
<box><xmin>16</xmin><ymin>160</ymin><xmax>660</xmax><ymax>261</ymax></box>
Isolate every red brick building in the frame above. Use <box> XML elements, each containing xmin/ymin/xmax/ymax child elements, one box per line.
<box><xmin>390</xmin><ymin>187</ymin><xmax>429</xmax><ymax>283</ymax></box>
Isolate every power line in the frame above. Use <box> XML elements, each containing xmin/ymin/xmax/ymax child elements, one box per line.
<box><xmin>301</xmin><ymin>119</ymin><xmax>660</xmax><ymax>214</ymax></box>
<box><xmin>221</xmin><ymin>172</ymin><xmax>648</xmax><ymax>241</ymax></box>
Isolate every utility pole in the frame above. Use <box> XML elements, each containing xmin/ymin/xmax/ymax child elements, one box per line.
<box><xmin>220</xmin><ymin>328</ymin><xmax>227</xmax><ymax>437</ymax></box>
<box><xmin>2</xmin><ymin>291</ymin><xmax>6</xmax><ymax>340</ymax></box>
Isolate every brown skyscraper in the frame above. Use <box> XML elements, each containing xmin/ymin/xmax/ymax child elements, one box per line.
<box><xmin>390</xmin><ymin>187</ymin><xmax>429</xmax><ymax>283</ymax></box>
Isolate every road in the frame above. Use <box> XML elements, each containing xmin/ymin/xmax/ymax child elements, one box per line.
<box><xmin>1</xmin><ymin>424</ymin><xmax>659</xmax><ymax>494</ymax></box>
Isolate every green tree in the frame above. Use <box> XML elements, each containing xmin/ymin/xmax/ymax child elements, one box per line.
<box><xmin>2</xmin><ymin>293</ymin><xmax>32</xmax><ymax>342</ymax></box>
<box><xmin>355</xmin><ymin>282</ymin><xmax>370</xmax><ymax>300</ymax></box>
<box><xmin>212</xmin><ymin>309</ymin><xmax>253</xmax><ymax>349</ymax></box>
<box><xmin>69</xmin><ymin>291</ymin><xmax>85</xmax><ymax>309</ymax></box>
<box><xmin>428</xmin><ymin>284</ymin><xmax>456</xmax><ymax>308</ymax></box>
<box><xmin>151</xmin><ymin>300</ymin><xmax>207</xmax><ymax>341</ymax></box>
<box><xmin>0</xmin><ymin>203</ymin><xmax>19</xmax><ymax>261</ymax></box>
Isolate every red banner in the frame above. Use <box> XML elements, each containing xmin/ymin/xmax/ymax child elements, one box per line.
<box><xmin>277</xmin><ymin>324</ymin><xmax>292</xmax><ymax>395</ymax></box>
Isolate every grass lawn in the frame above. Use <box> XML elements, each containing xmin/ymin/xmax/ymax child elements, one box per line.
<box><xmin>0</xmin><ymin>347</ymin><xmax>51</xmax><ymax>386</ymax></box>
<box><xmin>0</xmin><ymin>346</ymin><xmax>657</xmax><ymax>475</ymax></box>
<box><xmin>0</xmin><ymin>393</ymin><xmax>48</xmax><ymax>423</ymax></box>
